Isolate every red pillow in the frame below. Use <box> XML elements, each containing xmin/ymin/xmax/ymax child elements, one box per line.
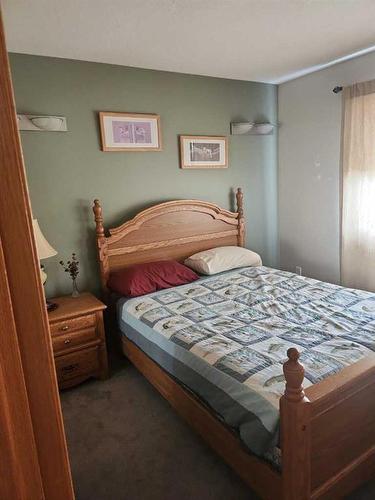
<box><xmin>108</xmin><ymin>260</ymin><xmax>199</xmax><ymax>297</ymax></box>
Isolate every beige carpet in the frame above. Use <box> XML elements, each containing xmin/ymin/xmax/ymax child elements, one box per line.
<box><xmin>61</xmin><ymin>355</ymin><xmax>375</xmax><ymax>500</ymax></box>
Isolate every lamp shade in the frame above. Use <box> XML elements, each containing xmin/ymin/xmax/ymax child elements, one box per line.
<box><xmin>32</xmin><ymin>219</ymin><xmax>57</xmax><ymax>260</ymax></box>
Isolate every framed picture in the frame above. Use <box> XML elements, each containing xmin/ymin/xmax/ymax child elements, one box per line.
<box><xmin>179</xmin><ymin>135</ymin><xmax>228</xmax><ymax>169</ymax></box>
<box><xmin>99</xmin><ymin>112</ymin><xmax>162</xmax><ymax>151</ymax></box>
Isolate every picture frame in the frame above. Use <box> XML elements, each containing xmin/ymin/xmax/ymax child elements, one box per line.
<box><xmin>99</xmin><ymin>112</ymin><xmax>162</xmax><ymax>151</ymax></box>
<box><xmin>179</xmin><ymin>135</ymin><xmax>228</xmax><ymax>169</ymax></box>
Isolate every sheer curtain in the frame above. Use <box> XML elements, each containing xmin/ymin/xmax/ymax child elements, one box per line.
<box><xmin>341</xmin><ymin>79</ymin><xmax>375</xmax><ymax>292</ymax></box>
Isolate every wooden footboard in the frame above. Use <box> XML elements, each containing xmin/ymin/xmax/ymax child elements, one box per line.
<box><xmin>281</xmin><ymin>349</ymin><xmax>375</xmax><ymax>499</ymax></box>
<box><xmin>120</xmin><ymin>337</ymin><xmax>375</xmax><ymax>499</ymax></box>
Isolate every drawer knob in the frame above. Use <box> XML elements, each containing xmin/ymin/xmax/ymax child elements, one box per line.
<box><xmin>64</xmin><ymin>339</ymin><xmax>71</xmax><ymax>344</ymax></box>
<box><xmin>61</xmin><ymin>325</ymin><xmax>69</xmax><ymax>331</ymax></box>
<box><xmin>62</xmin><ymin>363</ymin><xmax>79</xmax><ymax>373</ymax></box>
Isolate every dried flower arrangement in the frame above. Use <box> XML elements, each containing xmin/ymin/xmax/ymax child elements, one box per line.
<box><xmin>59</xmin><ymin>253</ymin><xmax>80</xmax><ymax>297</ymax></box>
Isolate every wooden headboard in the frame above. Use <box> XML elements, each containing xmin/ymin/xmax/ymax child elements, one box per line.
<box><xmin>92</xmin><ymin>188</ymin><xmax>245</xmax><ymax>292</ymax></box>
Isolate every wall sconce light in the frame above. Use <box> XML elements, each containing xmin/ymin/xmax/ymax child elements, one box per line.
<box><xmin>230</xmin><ymin>122</ymin><xmax>275</xmax><ymax>135</ymax></box>
<box><xmin>17</xmin><ymin>114</ymin><xmax>68</xmax><ymax>131</ymax></box>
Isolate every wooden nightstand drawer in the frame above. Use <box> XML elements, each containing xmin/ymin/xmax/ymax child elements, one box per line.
<box><xmin>52</xmin><ymin>326</ymin><xmax>98</xmax><ymax>354</ymax></box>
<box><xmin>55</xmin><ymin>347</ymin><xmax>100</xmax><ymax>386</ymax></box>
<box><xmin>50</xmin><ymin>313</ymin><xmax>96</xmax><ymax>336</ymax></box>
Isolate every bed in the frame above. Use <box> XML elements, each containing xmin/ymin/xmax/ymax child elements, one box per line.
<box><xmin>93</xmin><ymin>189</ymin><xmax>375</xmax><ymax>500</ymax></box>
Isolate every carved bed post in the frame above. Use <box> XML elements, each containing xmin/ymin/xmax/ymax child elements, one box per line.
<box><xmin>93</xmin><ymin>199</ymin><xmax>109</xmax><ymax>296</ymax></box>
<box><xmin>236</xmin><ymin>187</ymin><xmax>245</xmax><ymax>247</ymax></box>
<box><xmin>280</xmin><ymin>348</ymin><xmax>311</xmax><ymax>500</ymax></box>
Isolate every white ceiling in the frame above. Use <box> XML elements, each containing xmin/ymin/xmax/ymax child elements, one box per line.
<box><xmin>3</xmin><ymin>0</ymin><xmax>375</xmax><ymax>84</ymax></box>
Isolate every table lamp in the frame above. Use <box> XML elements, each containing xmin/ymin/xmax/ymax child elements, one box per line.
<box><xmin>32</xmin><ymin>219</ymin><xmax>58</xmax><ymax>311</ymax></box>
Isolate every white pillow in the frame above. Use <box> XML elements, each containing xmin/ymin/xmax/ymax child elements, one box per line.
<box><xmin>184</xmin><ymin>246</ymin><xmax>262</xmax><ymax>275</ymax></box>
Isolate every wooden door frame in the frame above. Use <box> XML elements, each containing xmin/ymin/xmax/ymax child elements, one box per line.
<box><xmin>0</xmin><ymin>6</ymin><xmax>74</xmax><ymax>499</ymax></box>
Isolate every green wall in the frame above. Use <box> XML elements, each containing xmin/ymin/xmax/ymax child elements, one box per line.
<box><xmin>10</xmin><ymin>53</ymin><xmax>278</xmax><ymax>298</ymax></box>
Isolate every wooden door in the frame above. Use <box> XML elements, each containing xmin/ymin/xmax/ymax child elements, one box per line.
<box><xmin>0</xmin><ymin>6</ymin><xmax>74</xmax><ymax>499</ymax></box>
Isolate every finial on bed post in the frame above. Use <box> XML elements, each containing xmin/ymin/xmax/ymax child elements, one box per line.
<box><xmin>93</xmin><ymin>199</ymin><xmax>105</xmax><ymax>237</ymax></box>
<box><xmin>283</xmin><ymin>348</ymin><xmax>306</xmax><ymax>402</ymax></box>
<box><xmin>236</xmin><ymin>188</ymin><xmax>245</xmax><ymax>247</ymax></box>
<box><xmin>280</xmin><ymin>347</ymin><xmax>311</xmax><ymax>499</ymax></box>
<box><xmin>92</xmin><ymin>199</ymin><xmax>109</xmax><ymax>296</ymax></box>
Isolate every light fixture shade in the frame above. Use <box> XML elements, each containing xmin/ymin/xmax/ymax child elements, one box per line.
<box><xmin>17</xmin><ymin>114</ymin><xmax>68</xmax><ymax>132</ymax></box>
<box><xmin>32</xmin><ymin>219</ymin><xmax>57</xmax><ymax>260</ymax></box>
<box><xmin>230</xmin><ymin>121</ymin><xmax>275</xmax><ymax>135</ymax></box>
<box><xmin>30</xmin><ymin>116</ymin><xmax>64</xmax><ymax>131</ymax></box>
<box><xmin>253</xmin><ymin>123</ymin><xmax>274</xmax><ymax>135</ymax></box>
<box><xmin>230</xmin><ymin>122</ymin><xmax>254</xmax><ymax>135</ymax></box>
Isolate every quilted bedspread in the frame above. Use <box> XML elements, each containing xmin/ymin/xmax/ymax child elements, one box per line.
<box><xmin>119</xmin><ymin>266</ymin><xmax>375</xmax><ymax>459</ymax></box>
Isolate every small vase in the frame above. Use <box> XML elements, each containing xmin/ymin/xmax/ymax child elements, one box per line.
<box><xmin>71</xmin><ymin>278</ymin><xmax>80</xmax><ymax>298</ymax></box>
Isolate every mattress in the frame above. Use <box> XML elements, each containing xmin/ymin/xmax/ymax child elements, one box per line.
<box><xmin>117</xmin><ymin>266</ymin><xmax>375</xmax><ymax>462</ymax></box>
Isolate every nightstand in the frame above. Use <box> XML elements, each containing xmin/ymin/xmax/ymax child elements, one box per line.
<box><xmin>48</xmin><ymin>292</ymin><xmax>108</xmax><ymax>389</ymax></box>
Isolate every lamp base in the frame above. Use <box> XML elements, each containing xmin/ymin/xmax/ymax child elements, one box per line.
<box><xmin>46</xmin><ymin>300</ymin><xmax>58</xmax><ymax>312</ymax></box>
<box><xmin>39</xmin><ymin>265</ymin><xmax>58</xmax><ymax>312</ymax></box>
